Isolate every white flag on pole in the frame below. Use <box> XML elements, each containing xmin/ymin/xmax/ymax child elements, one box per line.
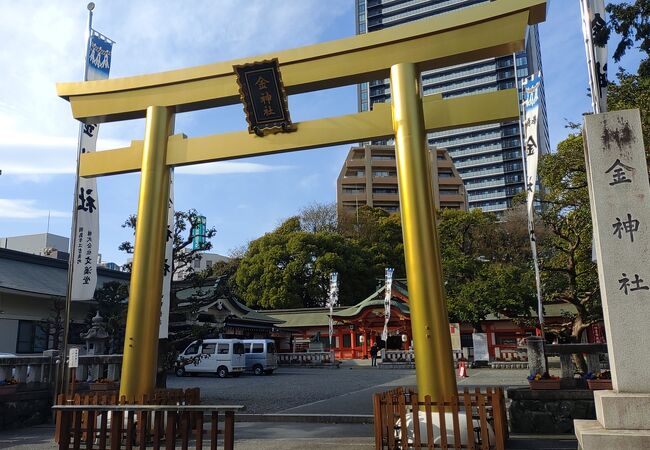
<box><xmin>522</xmin><ymin>73</ymin><xmax>545</xmax><ymax>327</ymax></box>
<box><xmin>71</xmin><ymin>31</ymin><xmax>113</xmax><ymax>301</ymax></box>
<box><xmin>580</xmin><ymin>0</ymin><xmax>608</xmax><ymax>114</ymax></box>
<box><xmin>160</xmin><ymin>170</ymin><xmax>174</xmax><ymax>339</ymax></box>
<box><xmin>522</xmin><ymin>73</ymin><xmax>542</xmax><ymax>223</ymax></box>
<box><xmin>381</xmin><ymin>268</ymin><xmax>394</xmax><ymax>342</ymax></box>
<box><xmin>327</xmin><ymin>272</ymin><xmax>339</xmax><ymax>349</ymax></box>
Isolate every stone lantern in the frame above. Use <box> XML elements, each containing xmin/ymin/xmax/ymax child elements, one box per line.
<box><xmin>80</xmin><ymin>311</ymin><xmax>109</xmax><ymax>356</ymax></box>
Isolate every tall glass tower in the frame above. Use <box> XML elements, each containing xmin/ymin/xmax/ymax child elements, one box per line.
<box><xmin>356</xmin><ymin>0</ymin><xmax>550</xmax><ymax>213</ymax></box>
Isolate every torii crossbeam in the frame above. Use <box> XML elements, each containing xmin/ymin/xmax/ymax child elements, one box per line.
<box><xmin>57</xmin><ymin>0</ymin><xmax>547</xmax><ymax>402</ymax></box>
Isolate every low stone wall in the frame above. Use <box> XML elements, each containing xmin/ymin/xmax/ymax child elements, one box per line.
<box><xmin>506</xmin><ymin>387</ymin><xmax>596</xmax><ymax>434</ymax></box>
<box><xmin>0</xmin><ymin>388</ymin><xmax>52</xmax><ymax>431</ymax></box>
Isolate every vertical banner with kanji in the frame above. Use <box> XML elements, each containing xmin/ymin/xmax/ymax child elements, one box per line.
<box><xmin>71</xmin><ymin>31</ymin><xmax>113</xmax><ymax>301</ymax></box>
<box><xmin>160</xmin><ymin>170</ymin><xmax>174</xmax><ymax>339</ymax></box>
<box><xmin>580</xmin><ymin>0</ymin><xmax>608</xmax><ymax>114</ymax></box>
<box><xmin>523</xmin><ymin>72</ymin><xmax>541</xmax><ymax>221</ymax></box>
<box><xmin>522</xmin><ymin>72</ymin><xmax>544</xmax><ymax>328</ymax></box>
<box><xmin>381</xmin><ymin>268</ymin><xmax>394</xmax><ymax>342</ymax></box>
<box><xmin>584</xmin><ymin>109</ymin><xmax>650</xmax><ymax>391</ymax></box>
<box><xmin>327</xmin><ymin>272</ymin><xmax>338</xmax><ymax>349</ymax></box>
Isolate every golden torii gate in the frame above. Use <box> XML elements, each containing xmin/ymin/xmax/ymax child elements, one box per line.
<box><xmin>57</xmin><ymin>0</ymin><xmax>547</xmax><ymax>402</ymax></box>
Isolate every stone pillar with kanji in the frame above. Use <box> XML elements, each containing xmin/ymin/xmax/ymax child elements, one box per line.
<box><xmin>575</xmin><ymin>109</ymin><xmax>650</xmax><ymax>448</ymax></box>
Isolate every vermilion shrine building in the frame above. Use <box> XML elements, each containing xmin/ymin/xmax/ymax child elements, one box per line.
<box><xmin>265</xmin><ymin>280</ymin><xmax>605</xmax><ymax>361</ymax></box>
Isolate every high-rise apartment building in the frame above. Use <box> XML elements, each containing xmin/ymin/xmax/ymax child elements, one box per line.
<box><xmin>356</xmin><ymin>0</ymin><xmax>550</xmax><ymax>213</ymax></box>
<box><xmin>337</xmin><ymin>145</ymin><xmax>467</xmax><ymax>216</ymax></box>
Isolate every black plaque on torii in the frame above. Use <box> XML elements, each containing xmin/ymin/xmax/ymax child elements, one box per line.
<box><xmin>234</xmin><ymin>58</ymin><xmax>294</xmax><ymax>136</ymax></box>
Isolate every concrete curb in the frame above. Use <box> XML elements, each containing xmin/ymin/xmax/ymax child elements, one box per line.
<box><xmin>233</xmin><ymin>414</ymin><xmax>374</xmax><ymax>424</ymax></box>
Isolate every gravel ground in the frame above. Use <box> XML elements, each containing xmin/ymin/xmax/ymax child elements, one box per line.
<box><xmin>166</xmin><ymin>366</ymin><xmax>415</xmax><ymax>414</ymax></box>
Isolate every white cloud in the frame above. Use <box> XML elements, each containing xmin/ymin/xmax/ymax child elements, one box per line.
<box><xmin>0</xmin><ymin>199</ymin><xmax>68</xmax><ymax>219</ymax></box>
<box><xmin>175</xmin><ymin>161</ymin><xmax>293</xmax><ymax>175</ymax></box>
<box><xmin>0</xmin><ymin>132</ymin><xmax>128</xmax><ymax>150</ymax></box>
<box><xmin>0</xmin><ymin>130</ymin><xmax>129</xmax><ymax>177</ymax></box>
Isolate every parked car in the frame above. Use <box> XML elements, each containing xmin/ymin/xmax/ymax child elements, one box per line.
<box><xmin>175</xmin><ymin>339</ymin><xmax>245</xmax><ymax>378</ymax></box>
<box><xmin>243</xmin><ymin>339</ymin><xmax>278</xmax><ymax>375</ymax></box>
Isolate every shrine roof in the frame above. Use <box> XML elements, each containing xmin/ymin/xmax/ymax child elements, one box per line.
<box><xmin>333</xmin><ymin>285</ymin><xmax>410</xmax><ymax>318</ymax></box>
<box><xmin>264</xmin><ymin>307</ymin><xmax>344</xmax><ymax>328</ymax></box>
<box><xmin>175</xmin><ymin>284</ymin><xmax>283</xmax><ymax>324</ymax></box>
<box><xmin>0</xmin><ymin>248</ymin><xmax>129</xmax><ymax>299</ymax></box>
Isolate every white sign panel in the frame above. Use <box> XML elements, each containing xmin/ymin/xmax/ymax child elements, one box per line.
<box><xmin>381</xmin><ymin>268</ymin><xmax>394</xmax><ymax>342</ymax></box>
<box><xmin>449</xmin><ymin>323</ymin><xmax>462</xmax><ymax>351</ymax></box>
<box><xmin>68</xmin><ymin>348</ymin><xmax>79</xmax><ymax>368</ymax></box>
<box><xmin>327</xmin><ymin>272</ymin><xmax>338</xmax><ymax>349</ymax></box>
<box><xmin>584</xmin><ymin>109</ymin><xmax>650</xmax><ymax>392</ymax></box>
<box><xmin>472</xmin><ymin>333</ymin><xmax>489</xmax><ymax>362</ymax></box>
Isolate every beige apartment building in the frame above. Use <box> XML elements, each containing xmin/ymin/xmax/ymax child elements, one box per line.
<box><xmin>337</xmin><ymin>145</ymin><xmax>467</xmax><ymax>216</ymax></box>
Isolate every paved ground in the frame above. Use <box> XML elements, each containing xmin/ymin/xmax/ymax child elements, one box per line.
<box><xmin>0</xmin><ymin>423</ymin><xmax>578</xmax><ymax>450</ymax></box>
<box><xmin>0</xmin><ymin>363</ymin><xmax>574</xmax><ymax>449</ymax></box>
<box><xmin>167</xmin><ymin>362</ymin><xmax>537</xmax><ymax>415</ymax></box>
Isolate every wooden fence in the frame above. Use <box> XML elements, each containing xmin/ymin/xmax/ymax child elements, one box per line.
<box><xmin>53</xmin><ymin>404</ymin><xmax>244</xmax><ymax>450</ymax></box>
<box><xmin>56</xmin><ymin>388</ymin><xmax>201</xmax><ymax>407</ymax></box>
<box><xmin>277</xmin><ymin>352</ymin><xmax>335</xmax><ymax>366</ymax></box>
<box><xmin>373</xmin><ymin>387</ymin><xmax>508</xmax><ymax>450</ymax></box>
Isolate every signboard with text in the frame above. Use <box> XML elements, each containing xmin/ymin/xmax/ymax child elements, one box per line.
<box><xmin>69</xmin><ymin>348</ymin><xmax>79</xmax><ymax>368</ymax></box>
<box><xmin>449</xmin><ymin>323</ymin><xmax>462</xmax><ymax>351</ymax></box>
<box><xmin>584</xmin><ymin>109</ymin><xmax>650</xmax><ymax>392</ymax></box>
<box><xmin>472</xmin><ymin>333</ymin><xmax>489</xmax><ymax>361</ymax></box>
<box><xmin>234</xmin><ymin>58</ymin><xmax>293</xmax><ymax>135</ymax></box>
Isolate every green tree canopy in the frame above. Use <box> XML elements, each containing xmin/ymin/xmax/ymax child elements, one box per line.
<box><xmin>608</xmin><ymin>68</ymin><xmax>650</xmax><ymax>160</ymax></box>
<box><xmin>91</xmin><ymin>281</ymin><xmax>129</xmax><ymax>354</ymax></box>
<box><xmin>235</xmin><ymin>217</ymin><xmax>374</xmax><ymax>309</ymax></box>
<box><xmin>599</xmin><ymin>0</ymin><xmax>650</xmax><ymax>76</ymax></box>
<box><xmin>339</xmin><ymin>206</ymin><xmax>406</xmax><ymax>278</ymax></box>
<box><xmin>537</xmin><ymin>133</ymin><xmax>601</xmax><ymax>345</ymax></box>
<box><xmin>119</xmin><ymin>208</ymin><xmax>217</xmax><ymax>280</ymax></box>
<box><xmin>438</xmin><ymin>209</ymin><xmax>536</xmax><ymax>329</ymax></box>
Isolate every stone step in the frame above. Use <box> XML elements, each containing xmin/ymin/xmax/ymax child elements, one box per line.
<box><xmin>575</xmin><ymin>419</ymin><xmax>650</xmax><ymax>449</ymax></box>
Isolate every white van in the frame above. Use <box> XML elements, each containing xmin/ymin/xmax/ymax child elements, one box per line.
<box><xmin>175</xmin><ymin>339</ymin><xmax>245</xmax><ymax>378</ymax></box>
<box><xmin>243</xmin><ymin>339</ymin><xmax>278</xmax><ymax>375</ymax></box>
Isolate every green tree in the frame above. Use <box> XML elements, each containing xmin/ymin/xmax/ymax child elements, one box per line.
<box><xmin>119</xmin><ymin>208</ymin><xmax>217</xmax><ymax>279</ymax></box>
<box><xmin>607</xmin><ymin>68</ymin><xmax>650</xmax><ymax>159</ymax></box>
<box><xmin>299</xmin><ymin>202</ymin><xmax>338</xmax><ymax>233</ymax></box>
<box><xmin>91</xmin><ymin>281</ymin><xmax>129</xmax><ymax>354</ymax></box>
<box><xmin>235</xmin><ymin>217</ymin><xmax>374</xmax><ymax>309</ymax></box>
<box><xmin>339</xmin><ymin>206</ymin><xmax>406</xmax><ymax>278</ymax></box>
<box><xmin>598</xmin><ymin>0</ymin><xmax>650</xmax><ymax>76</ymax></box>
<box><xmin>537</xmin><ymin>134</ymin><xmax>601</xmax><ymax>371</ymax></box>
<box><xmin>39</xmin><ymin>297</ymin><xmax>65</xmax><ymax>352</ymax></box>
<box><xmin>118</xmin><ymin>208</ymin><xmax>218</xmax><ymax>387</ymax></box>
<box><xmin>438</xmin><ymin>209</ymin><xmax>536</xmax><ymax>330</ymax></box>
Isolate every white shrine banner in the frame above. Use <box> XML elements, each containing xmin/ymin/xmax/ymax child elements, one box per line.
<box><xmin>522</xmin><ymin>72</ymin><xmax>542</xmax><ymax>222</ymax></box>
<box><xmin>580</xmin><ymin>0</ymin><xmax>608</xmax><ymax>114</ymax></box>
<box><xmin>71</xmin><ymin>31</ymin><xmax>113</xmax><ymax>300</ymax></box>
<box><xmin>522</xmin><ymin>73</ymin><xmax>545</xmax><ymax>328</ymax></box>
<box><xmin>381</xmin><ymin>267</ymin><xmax>394</xmax><ymax>342</ymax></box>
<box><xmin>327</xmin><ymin>272</ymin><xmax>338</xmax><ymax>348</ymax></box>
<box><xmin>159</xmin><ymin>170</ymin><xmax>174</xmax><ymax>339</ymax></box>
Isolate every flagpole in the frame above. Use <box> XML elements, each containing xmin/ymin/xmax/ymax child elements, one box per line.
<box><xmin>57</xmin><ymin>2</ymin><xmax>95</xmax><ymax>402</ymax></box>
<box><xmin>514</xmin><ymin>56</ymin><xmax>545</xmax><ymax>339</ymax></box>
<box><xmin>580</xmin><ymin>0</ymin><xmax>601</xmax><ymax>114</ymax></box>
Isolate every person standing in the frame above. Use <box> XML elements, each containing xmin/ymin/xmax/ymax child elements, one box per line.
<box><xmin>370</xmin><ymin>343</ymin><xmax>379</xmax><ymax>367</ymax></box>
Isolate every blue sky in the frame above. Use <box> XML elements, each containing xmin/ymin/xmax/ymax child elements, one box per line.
<box><xmin>0</xmin><ymin>0</ymin><xmax>643</xmax><ymax>265</ymax></box>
